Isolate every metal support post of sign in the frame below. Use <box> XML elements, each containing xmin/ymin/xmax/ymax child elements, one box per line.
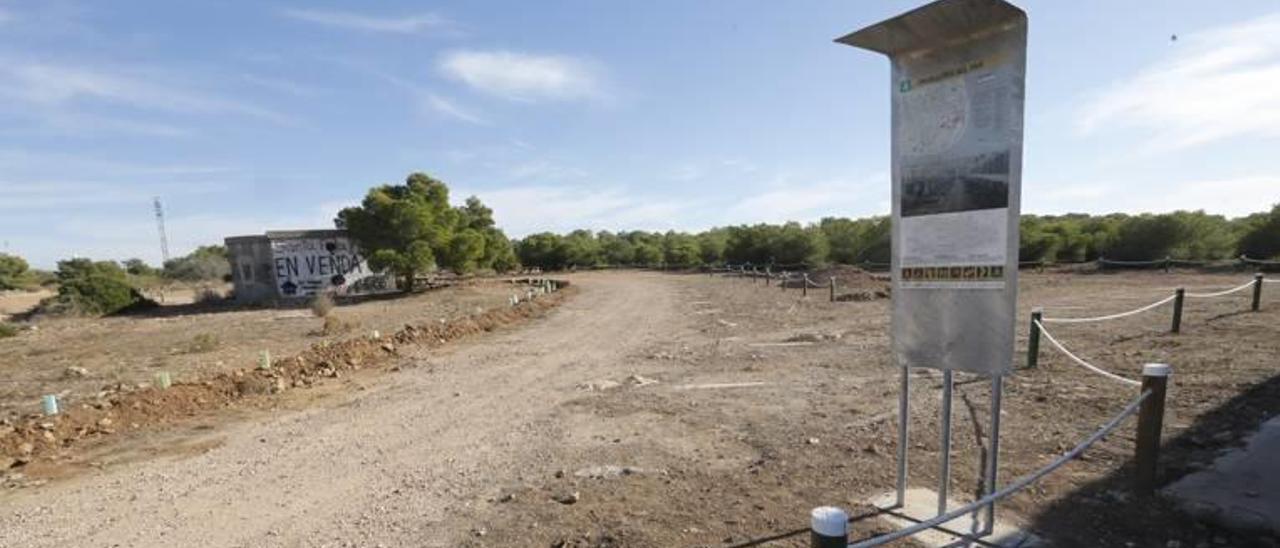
<box><xmin>938</xmin><ymin>370</ymin><xmax>954</xmax><ymax>515</ymax></box>
<box><xmin>982</xmin><ymin>373</ymin><xmax>1004</xmax><ymax>534</ymax></box>
<box><xmin>890</xmin><ymin>366</ymin><xmax>911</xmax><ymax>507</ymax></box>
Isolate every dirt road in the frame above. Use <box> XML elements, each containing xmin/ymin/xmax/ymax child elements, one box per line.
<box><xmin>1</xmin><ymin>272</ymin><xmax>694</xmax><ymax>547</ymax></box>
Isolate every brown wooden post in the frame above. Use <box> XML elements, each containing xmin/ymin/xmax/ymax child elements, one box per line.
<box><xmin>1253</xmin><ymin>273</ymin><xmax>1264</xmax><ymax>311</ymax></box>
<box><xmin>829</xmin><ymin>277</ymin><xmax>836</xmax><ymax>302</ymax></box>
<box><xmin>1171</xmin><ymin>288</ymin><xmax>1184</xmax><ymax>333</ymax></box>
<box><xmin>1135</xmin><ymin>363</ymin><xmax>1171</xmax><ymax>495</ymax></box>
<box><xmin>1026</xmin><ymin>307</ymin><xmax>1043</xmax><ymax>369</ymax></box>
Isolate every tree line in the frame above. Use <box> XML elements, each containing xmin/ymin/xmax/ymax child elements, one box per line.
<box><xmin>3</xmin><ymin>167</ymin><xmax>1277</xmax><ymax>317</ymax></box>
<box><xmin>513</xmin><ymin>205</ymin><xmax>1280</xmax><ymax>271</ymax></box>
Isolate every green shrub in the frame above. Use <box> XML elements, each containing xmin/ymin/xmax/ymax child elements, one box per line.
<box><xmin>0</xmin><ymin>253</ymin><xmax>31</xmax><ymax>290</ymax></box>
<box><xmin>163</xmin><ymin>245</ymin><xmax>231</xmax><ymax>282</ymax></box>
<box><xmin>0</xmin><ymin>323</ymin><xmax>18</xmax><ymax>339</ymax></box>
<box><xmin>52</xmin><ymin>259</ymin><xmax>156</xmax><ymax>316</ymax></box>
<box><xmin>1239</xmin><ymin>204</ymin><xmax>1280</xmax><ymax>259</ymax></box>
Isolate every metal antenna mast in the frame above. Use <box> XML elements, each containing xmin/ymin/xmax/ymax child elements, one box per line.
<box><xmin>154</xmin><ymin>197</ymin><xmax>171</xmax><ymax>263</ymax></box>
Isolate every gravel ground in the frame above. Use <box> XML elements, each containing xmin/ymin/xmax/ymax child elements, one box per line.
<box><xmin>1</xmin><ymin>269</ymin><xmax>1277</xmax><ymax>547</ymax></box>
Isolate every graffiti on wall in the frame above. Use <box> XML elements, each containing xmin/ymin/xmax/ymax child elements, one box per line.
<box><xmin>270</xmin><ymin>237</ymin><xmax>394</xmax><ymax>297</ymax></box>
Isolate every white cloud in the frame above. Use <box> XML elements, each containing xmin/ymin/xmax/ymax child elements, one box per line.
<box><xmin>506</xmin><ymin>159</ymin><xmax>587</xmax><ymax>181</ymax></box>
<box><xmin>0</xmin><ymin>60</ymin><xmax>290</xmax><ymax>126</ymax></box>
<box><xmin>1027</xmin><ymin>175</ymin><xmax>1279</xmax><ymax>218</ymax></box>
<box><xmin>240</xmin><ymin>74</ymin><xmax>324</xmax><ymax>98</ymax></box>
<box><xmin>438</xmin><ymin>50</ymin><xmax>604</xmax><ymax>102</ymax></box>
<box><xmin>278</xmin><ymin>8</ymin><xmax>451</xmax><ymax>34</ymax></box>
<box><xmin>465</xmin><ymin>185</ymin><xmax>688</xmax><ymax>236</ymax></box>
<box><xmin>1077</xmin><ymin>12</ymin><xmax>1280</xmax><ymax>150</ymax></box>
<box><xmin>725</xmin><ymin>179</ymin><xmax>884</xmax><ymax>225</ymax></box>
<box><xmin>424</xmin><ymin>93</ymin><xmax>486</xmax><ymax>125</ymax></box>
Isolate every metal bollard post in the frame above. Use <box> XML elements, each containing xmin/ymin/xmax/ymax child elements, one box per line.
<box><xmin>1164</xmin><ymin>256</ymin><xmax>1171</xmax><ymax>273</ymax></box>
<box><xmin>829</xmin><ymin>277</ymin><xmax>836</xmax><ymax>302</ymax></box>
<box><xmin>1253</xmin><ymin>273</ymin><xmax>1264</xmax><ymax>311</ymax></box>
<box><xmin>1135</xmin><ymin>363</ymin><xmax>1171</xmax><ymax>495</ymax></box>
<box><xmin>1171</xmin><ymin>288</ymin><xmax>1184</xmax><ymax>333</ymax></box>
<box><xmin>810</xmin><ymin>506</ymin><xmax>848</xmax><ymax>548</ymax></box>
<box><xmin>803</xmin><ymin>275</ymin><xmax>808</xmax><ymax>297</ymax></box>
<box><xmin>1026</xmin><ymin>307</ymin><xmax>1043</xmax><ymax>369</ymax></box>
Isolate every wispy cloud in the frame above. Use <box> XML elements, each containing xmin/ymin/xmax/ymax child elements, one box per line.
<box><xmin>462</xmin><ymin>185</ymin><xmax>688</xmax><ymax>236</ymax></box>
<box><xmin>1028</xmin><ymin>175</ymin><xmax>1280</xmax><ymax>218</ymax></box>
<box><xmin>0</xmin><ymin>60</ymin><xmax>291</xmax><ymax>128</ymax></box>
<box><xmin>439</xmin><ymin>50</ymin><xmax>605</xmax><ymax>103</ymax></box>
<box><xmin>363</xmin><ymin>67</ymin><xmax>489</xmax><ymax>125</ymax></box>
<box><xmin>279</xmin><ymin>8</ymin><xmax>452</xmax><ymax>34</ymax></box>
<box><xmin>424</xmin><ymin>93</ymin><xmax>486</xmax><ymax>125</ymax></box>
<box><xmin>724</xmin><ymin>174</ymin><xmax>888</xmax><ymax>225</ymax></box>
<box><xmin>240</xmin><ymin>73</ymin><xmax>324</xmax><ymax>98</ymax></box>
<box><xmin>1077</xmin><ymin>12</ymin><xmax>1280</xmax><ymax>150</ymax></box>
<box><xmin>0</xmin><ymin>179</ymin><xmax>225</xmax><ymax>211</ymax></box>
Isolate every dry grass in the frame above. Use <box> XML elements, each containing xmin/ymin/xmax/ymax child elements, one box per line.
<box><xmin>309</xmin><ymin>293</ymin><xmax>335</xmax><ymax>318</ymax></box>
<box><xmin>183</xmin><ymin>332</ymin><xmax>220</xmax><ymax>353</ymax></box>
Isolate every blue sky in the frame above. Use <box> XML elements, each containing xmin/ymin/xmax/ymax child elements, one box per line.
<box><xmin>2</xmin><ymin>1</ymin><xmax>1279</xmax><ymax>268</ymax></box>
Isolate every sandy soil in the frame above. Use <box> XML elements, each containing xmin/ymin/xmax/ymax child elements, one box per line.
<box><xmin>0</xmin><ymin>289</ymin><xmax>52</xmax><ymax>322</ymax></box>
<box><xmin>0</xmin><ymin>281</ymin><xmax>521</xmax><ymax>417</ymax></box>
<box><xmin>1</xmin><ymin>270</ymin><xmax>1277</xmax><ymax>547</ymax></box>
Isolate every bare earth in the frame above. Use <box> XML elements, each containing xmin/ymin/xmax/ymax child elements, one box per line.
<box><xmin>1</xmin><ymin>270</ymin><xmax>1278</xmax><ymax>547</ymax></box>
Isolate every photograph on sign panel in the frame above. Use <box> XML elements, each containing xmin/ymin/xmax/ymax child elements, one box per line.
<box><xmin>900</xmin><ymin>150</ymin><xmax>1010</xmax><ymax>217</ymax></box>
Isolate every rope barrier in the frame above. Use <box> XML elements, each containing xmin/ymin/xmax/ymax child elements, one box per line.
<box><xmin>1240</xmin><ymin>256</ymin><xmax>1280</xmax><ymax>265</ymax></box>
<box><xmin>1184</xmin><ymin>280</ymin><xmax>1256</xmax><ymax>298</ymax></box>
<box><xmin>848</xmin><ymin>389</ymin><xmax>1151</xmax><ymax>547</ymax></box>
<box><xmin>1097</xmin><ymin>258</ymin><xmax>1166</xmax><ymax>266</ymax></box>
<box><xmin>1033</xmin><ymin>320</ymin><xmax>1141</xmax><ymax>387</ymax></box>
<box><xmin>1040</xmin><ymin>294</ymin><xmax>1176</xmax><ymax>324</ymax></box>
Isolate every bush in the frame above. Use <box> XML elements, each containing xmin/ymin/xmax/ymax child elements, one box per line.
<box><xmin>194</xmin><ymin>286</ymin><xmax>225</xmax><ymax>304</ymax></box>
<box><xmin>0</xmin><ymin>253</ymin><xmax>31</xmax><ymax>290</ymax></box>
<box><xmin>1239</xmin><ymin>204</ymin><xmax>1280</xmax><ymax>259</ymax></box>
<box><xmin>164</xmin><ymin>245</ymin><xmax>231</xmax><ymax>282</ymax></box>
<box><xmin>0</xmin><ymin>322</ymin><xmax>17</xmax><ymax>339</ymax></box>
<box><xmin>309</xmin><ymin>293</ymin><xmax>335</xmax><ymax>318</ymax></box>
<box><xmin>183</xmin><ymin>333</ymin><xmax>220</xmax><ymax>353</ymax></box>
<box><xmin>52</xmin><ymin>259</ymin><xmax>156</xmax><ymax>316</ymax></box>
